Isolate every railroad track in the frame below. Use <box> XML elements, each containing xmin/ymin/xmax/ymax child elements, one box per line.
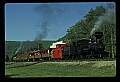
<box><xmin>12</xmin><ymin>58</ymin><xmax>116</xmax><ymax>63</ymax></box>
<box><xmin>41</xmin><ymin>58</ymin><xmax>116</xmax><ymax>62</ymax></box>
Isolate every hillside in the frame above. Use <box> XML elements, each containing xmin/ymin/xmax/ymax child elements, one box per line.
<box><xmin>5</xmin><ymin>40</ymin><xmax>56</xmax><ymax>61</ymax></box>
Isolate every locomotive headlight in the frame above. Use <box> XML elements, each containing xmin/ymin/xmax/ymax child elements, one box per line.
<box><xmin>89</xmin><ymin>39</ymin><xmax>91</xmax><ymax>43</ymax></box>
<box><xmin>30</xmin><ymin>55</ymin><xmax>31</xmax><ymax>56</ymax></box>
<box><xmin>48</xmin><ymin>50</ymin><xmax>49</xmax><ymax>53</ymax></box>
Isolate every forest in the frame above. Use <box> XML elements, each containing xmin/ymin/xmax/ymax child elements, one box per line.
<box><xmin>5</xmin><ymin>3</ymin><xmax>116</xmax><ymax>61</ymax></box>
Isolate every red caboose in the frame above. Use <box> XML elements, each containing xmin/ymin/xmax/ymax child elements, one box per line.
<box><xmin>51</xmin><ymin>44</ymin><xmax>68</xmax><ymax>59</ymax></box>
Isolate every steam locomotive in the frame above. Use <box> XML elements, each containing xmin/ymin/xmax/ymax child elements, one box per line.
<box><xmin>13</xmin><ymin>32</ymin><xmax>109</xmax><ymax>62</ymax></box>
<box><xmin>62</xmin><ymin>32</ymin><xmax>107</xmax><ymax>59</ymax></box>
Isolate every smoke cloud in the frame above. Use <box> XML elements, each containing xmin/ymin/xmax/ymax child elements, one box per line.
<box><xmin>90</xmin><ymin>3</ymin><xmax>116</xmax><ymax>36</ymax></box>
<box><xmin>35</xmin><ymin>21</ymin><xmax>48</xmax><ymax>40</ymax></box>
<box><xmin>34</xmin><ymin>4</ymin><xmax>67</xmax><ymax>40</ymax></box>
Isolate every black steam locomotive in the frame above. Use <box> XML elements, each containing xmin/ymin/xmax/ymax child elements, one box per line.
<box><xmin>62</xmin><ymin>32</ymin><xmax>108</xmax><ymax>59</ymax></box>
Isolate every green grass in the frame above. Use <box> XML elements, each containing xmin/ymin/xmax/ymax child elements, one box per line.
<box><xmin>5</xmin><ymin>60</ymin><xmax>116</xmax><ymax>78</ymax></box>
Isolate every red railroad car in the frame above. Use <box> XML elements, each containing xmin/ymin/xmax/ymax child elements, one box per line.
<box><xmin>38</xmin><ymin>49</ymin><xmax>51</xmax><ymax>60</ymax></box>
<box><xmin>51</xmin><ymin>44</ymin><xmax>68</xmax><ymax>59</ymax></box>
<box><xmin>14</xmin><ymin>54</ymin><xmax>29</xmax><ymax>61</ymax></box>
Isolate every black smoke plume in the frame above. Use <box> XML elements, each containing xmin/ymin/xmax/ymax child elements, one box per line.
<box><xmin>35</xmin><ymin>21</ymin><xmax>48</xmax><ymax>40</ymax></box>
<box><xmin>34</xmin><ymin>4</ymin><xmax>67</xmax><ymax>40</ymax></box>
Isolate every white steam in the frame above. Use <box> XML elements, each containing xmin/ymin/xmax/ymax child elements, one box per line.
<box><xmin>90</xmin><ymin>3</ymin><xmax>116</xmax><ymax>35</ymax></box>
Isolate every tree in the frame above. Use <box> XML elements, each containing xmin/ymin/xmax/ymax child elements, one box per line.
<box><xmin>5</xmin><ymin>55</ymin><xmax>9</xmax><ymax>62</ymax></box>
<box><xmin>102</xmin><ymin>23</ymin><xmax>116</xmax><ymax>58</ymax></box>
<box><xmin>98</xmin><ymin>3</ymin><xmax>116</xmax><ymax>58</ymax></box>
<box><xmin>84</xmin><ymin>6</ymin><xmax>106</xmax><ymax>22</ymax></box>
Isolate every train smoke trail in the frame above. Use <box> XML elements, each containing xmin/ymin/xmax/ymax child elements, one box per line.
<box><xmin>15</xmin><ymin>41</ymin><xmax>23</xmax><ymax>55</ymax></box>
<box><xmin>34</xmin><ymin>4</ymin><xmax>66</xmax><ymax>40</ymax></box>
<box><xmin>35</xmin><ymin>21</ymin><xmax>48</xmax><ymax>40</ymax></box>
<box><xmin>90</xmin><ymin>3</ymin><xmax>116</xmax><ymax>36</ymax></box>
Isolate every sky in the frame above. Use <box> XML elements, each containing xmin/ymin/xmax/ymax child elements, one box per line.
<box><xmin>5</xmin><ymin>2</ymin><xmax>111</xmax><ymax>41</ymax></box>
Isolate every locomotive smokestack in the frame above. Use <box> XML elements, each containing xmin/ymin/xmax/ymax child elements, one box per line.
<box><xmin>94</xmin><ymin>32</ymin><xmax>103</xmax><ymax>39</ymax></box>
<box><xmin>94</xmin><ymin>32</ymin><xmax>103</xmax><ymax>43</ymax></box>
